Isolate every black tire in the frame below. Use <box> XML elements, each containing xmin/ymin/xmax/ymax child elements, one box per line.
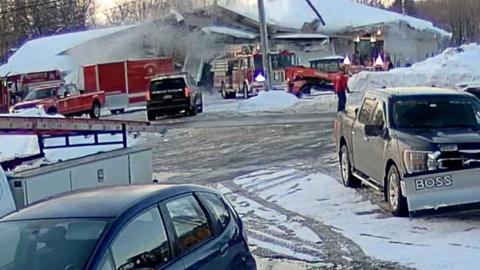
<box><xmin>243</xmin><ymin>83</ymin><xmax>248</xmax><ymax>99</ymax></box>
<box><xmin>147</xmin><ymin>110</ymin><xmax>157</xmax><ymax>121</ymax></box>
<box><xmin>386</xmin><ymin>165</ymin><xmax>409</xmax><ymax>217</ymax></box>
<box><xmin>339</xmin><ymin>145</ymin><xmax>361</xmax><ymax>188</ymax></box>
<box><xmin>221</xmin><ymin>82</ymin><xmax>228</xmax><ymax>99</ymax></box>
<box><xmin>46</xmin><ymin>107</ymin><xmax>57</xmax><ymax>115</ymax></box>
<box><xmin>301</xmin><ymin>85</ymin><xmax>311</xmax><ymax>95</ymax></box>
<box><xmin>197</xmin><ymin>96</ymin><xmax>203</xmax><ymax>113</ymax></box>
<box><xmin>90</xmin><ymin>102</ymin><xmax>101</xmax><ymax>119</ymax></box>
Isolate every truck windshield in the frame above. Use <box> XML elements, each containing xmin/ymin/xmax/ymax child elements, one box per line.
<box><xmin>394</xmin><ymin>98</ymin><xmax>480</xmax><ymax>129</ymax></box>
<box><xmin>24</xmin><ymin>88</ymin><xmax>57</xmax><ymax>101</ymax></box>
<box><xmin>0</xmin><ymin>219</ymin><xmax>107</xmax><ymax>270</ymax></box>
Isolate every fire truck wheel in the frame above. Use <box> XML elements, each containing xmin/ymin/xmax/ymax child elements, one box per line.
<box><xmin>242</xmin><ymin>83</ymin><xmax>248</xmax><ymax>99</ymax></box>
<box><xmin>221</xmin><ymin>83</ymin><xmax>227</xmax><ymax>99</ymax></box>
<box><xmin>90</xmin><ymin>102</ymin><xmax>101</xmax><ymax>119</ymax></box>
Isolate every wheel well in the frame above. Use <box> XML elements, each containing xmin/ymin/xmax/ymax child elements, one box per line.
<box><xmin>46</xmin><ymin>107</ymin><xmax>57</xmax><ymax>114</ymax></box>
<box><xmin>339</xmin><ymin>137</ymin><xmax>347</xmax><ymax>153</ymax></box>
<box><xmin>384</xmin><ymin>159</ymin><xmax>397</xmax><ymax>199</ymax></box>
<box><xmin>93</xmin><ymin>99</ymin><xmax>101</xmax><ymax>107</ymax></box>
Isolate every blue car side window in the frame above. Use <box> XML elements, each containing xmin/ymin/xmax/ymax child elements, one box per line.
<box><xmin>200</xmin><ymin>193</ymin><xmax>231</xmax><ymax>229</ymax></box>
<box><xmin>111</xmin><ymin>207</ymin><xmax>171</xmax><ymax>270</ymax></box>
<box><xmin>165</xmin><ymin>195</ymin><xmax>213</xmax><ymax>253</ymax></box>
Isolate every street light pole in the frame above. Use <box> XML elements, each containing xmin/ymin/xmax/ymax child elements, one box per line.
<box><xmin>257</xmin><ymin>0</ymin><xmax>272</xmax><ymax>91</ymax></box>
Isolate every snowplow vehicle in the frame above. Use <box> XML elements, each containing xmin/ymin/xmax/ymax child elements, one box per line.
<box><xmin>334</xmin><ymin>87</ymin><xmax>480</xmax><ymax>216</ymax></box>
<box><xmin>287</xmin><ymin>56</ymin><xmax>344</xmax><ymax>97</ymax></box>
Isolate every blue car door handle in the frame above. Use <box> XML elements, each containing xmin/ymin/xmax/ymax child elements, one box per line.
<box><xmin>220</xmin><ymin>243</ymin><xmax>229</xmax><ymax>256</ymax></box>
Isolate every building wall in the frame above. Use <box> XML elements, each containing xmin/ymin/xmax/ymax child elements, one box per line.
<box><xmin>384</xmin><ymin>22</ymin><xmax>440</xmax><ymax>67</ymax></box>
<box><xmin>66</xmin><ymin>22</ymin><xmax>218</xmax><ymax>88</ymax></box>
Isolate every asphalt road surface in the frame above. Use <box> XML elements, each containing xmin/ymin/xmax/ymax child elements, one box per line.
<box><xmin>105</xmin><ymin>93</ymin><xmax>415</xmax><ymax>269</ymax></box>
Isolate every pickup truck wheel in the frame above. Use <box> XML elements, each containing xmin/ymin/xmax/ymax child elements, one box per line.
<box><xmin>340</xmin><ymin>145</ymin><xmax>361</xmax><ymax>188</ymax></box>
<box><xmin>90</xmin><ymin>102</ymin><xmax>101</xmax><ymax>119</ymax></box>
<box><xmin>387</xmin><ymin>165</ymin><xmax>408</xmax><ymax>217</ymax></box>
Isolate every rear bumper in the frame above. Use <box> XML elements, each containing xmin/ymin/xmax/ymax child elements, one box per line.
<box><xmin>402</xmin><ymin>168</ymin><xmax>480</xmax><ymax>215</ymax></box>
<box><xmin>147</xmin><ymin>102</ymin><xmax>189</xmax><ymax>112</ymax></box>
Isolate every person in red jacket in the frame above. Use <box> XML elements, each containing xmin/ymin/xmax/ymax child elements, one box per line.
<box><xmin>333</xmin><ymin>67</ymin><xmax>350</xmax><ymax>112</ymax></box>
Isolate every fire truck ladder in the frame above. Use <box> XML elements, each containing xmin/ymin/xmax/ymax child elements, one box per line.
<box><xmin>0</xmin><ymin>116</ymin><xmax>166</xmax><ymax>170</ymax></box>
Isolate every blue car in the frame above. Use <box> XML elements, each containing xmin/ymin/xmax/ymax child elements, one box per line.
<box><xmin>0</xmin><ymin>185</ymin><xmax>256</xmax><ymax>270</ymax></box>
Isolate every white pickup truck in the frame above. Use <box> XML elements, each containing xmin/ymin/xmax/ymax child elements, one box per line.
<box><xmin>0</xmin><ymin>146</ymin><xmax>153</xmax><ymax>218</ymax></box>
<box><xmin>0</xmin><ymin>167</ymin><xmax>16</xmax><ymax>218</ymax></box>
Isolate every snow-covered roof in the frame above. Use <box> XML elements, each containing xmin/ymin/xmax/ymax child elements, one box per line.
<box><xmin>218</xmin><ymin>0</ymin><xmax>449</xmax><ymax>37</ymax></box>
<box><xmin>202</xmin><ymin>26</ymin><xmax>257</xmax><ymax>39</ymax></box>
<box><xmin>273</xmin><ymin>33</ymin><xmax>328</xmax><ymax>39</ymax></box>
<box><xmin>0</xmin><ymin>25</ymin><xmax>137</xmax><ymax>76</ymax></box>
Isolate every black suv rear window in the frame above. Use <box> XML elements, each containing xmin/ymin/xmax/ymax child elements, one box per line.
<box><xmin>151</xmin><ymin>79</ymin><xmax>186</xmax><ymax>91</ymax></box>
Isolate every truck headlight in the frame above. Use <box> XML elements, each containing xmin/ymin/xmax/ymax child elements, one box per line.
<box><xmin>403</xmin><ymin>150</ymin><xmax>437</xmax><ymax>173</ymax></box>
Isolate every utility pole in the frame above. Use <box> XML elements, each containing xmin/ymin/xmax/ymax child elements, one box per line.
<box><xmin>257</xmin><ymin>0</ymin><xmax>272</xmax><ymax>90</ymax></box>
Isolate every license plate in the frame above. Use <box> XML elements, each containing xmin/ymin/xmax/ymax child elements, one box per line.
<box><xmin>163</xmin><ymin>95</ymin><xmax>172</xmax><ymax>100</ymax></box>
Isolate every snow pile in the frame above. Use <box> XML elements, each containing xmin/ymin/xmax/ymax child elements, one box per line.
<box><xmin>237</xmin><ymin>91</ymin><xmax>299</xmax><ymax>112</ymax></box>
<box><xmin>233</xmin><ymin>168</ymin><xmax>480</xmax><ymax>270</ymax></box>
<box><xmin>349</xmin><ymin>44</ymin><xmax>480</xmax><ymax>93</ymax></box>
<box><xmin>218</xmin><ymin>0</ymin><xmax>448</xmax><ymax>36</ymax></box>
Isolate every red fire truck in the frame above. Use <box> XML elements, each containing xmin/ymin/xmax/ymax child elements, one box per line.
<box><xmin>6</xmin><ymin>70</ymin><xmax>63</xmax><ymax>103</ymax></box>
<box><xmin>83</xmin><ymin>58</ymin><xmax>174</xmax><ymax>113</ymax></box>
<box><xmin>212</xmin><ymin>45</ymin><xmax>298</xmax><ymax>99</ymax></box>
<box><xmin>0</xmin><ymin>78</ymin><xmax>8</xmax><ymax>113</ymax></box>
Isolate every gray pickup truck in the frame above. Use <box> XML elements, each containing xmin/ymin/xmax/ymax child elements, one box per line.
<box><xmin>334</xmin><ymin>87</ymin><xmax>480</xmax><ymax>216</ymax></box>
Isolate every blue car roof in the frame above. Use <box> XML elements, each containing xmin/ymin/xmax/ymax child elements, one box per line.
<box><xmin>1</xmin><ymin>184</ymin><xmax>214</xmax><ymax>221</ymax></box>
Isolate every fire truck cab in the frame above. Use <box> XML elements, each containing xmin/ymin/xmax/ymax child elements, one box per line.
<box><xmin>212</xmin><ymin>45</ymin><xmax>298</xmax><ymax>99</ymax></box>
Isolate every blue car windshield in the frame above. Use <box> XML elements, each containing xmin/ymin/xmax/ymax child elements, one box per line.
<box><xmin>0</xmin><ymin>219</ymin><xmax>107</xmax><ymax>270</ymax></box>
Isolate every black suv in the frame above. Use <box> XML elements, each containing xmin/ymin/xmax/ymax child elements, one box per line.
<box><xmin>147</xmin><ymin>73</ymin><xmax>203</xmax><ymax>121</ymax></box>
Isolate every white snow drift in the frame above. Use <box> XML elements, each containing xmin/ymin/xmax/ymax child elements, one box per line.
<box><xmin>232</xmin><ymin>168</ymin><xmax>480</xmax><ymax>270</ymax></box>
<box><xmin>349</xmin><ymin>44</ymin><xmax>480</xmax><ymax>94</ymax></box>
<box><xmin>237</xmin><ymin>91</ymin><xmax>299</xmax><ymax>113</ymax></box>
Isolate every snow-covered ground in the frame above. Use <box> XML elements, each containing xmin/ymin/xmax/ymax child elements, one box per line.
<box><xmin>228</xmin><ymin>168</ymin><xmax>480</xmax><ymax>270</ymax></box>
<box><xmin>350</xmin><ymin>44</ymin><xmax>480</xmax><ymax>94</ymax></box>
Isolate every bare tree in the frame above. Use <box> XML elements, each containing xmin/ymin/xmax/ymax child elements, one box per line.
<box><xmin>104</xmin><ymin>0</ymin><xmax>167</xmax><ymax>25</ymax></box>
<box><xmin>0</xmin><ymin>0</ymin><xmax>96</xmax><ymax>62</ymax></box>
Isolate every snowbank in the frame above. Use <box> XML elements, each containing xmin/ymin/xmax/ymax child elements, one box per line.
<box><xmin>349</xmin><ymin>44</ymin><xmax>480</xmax><ymax>94</ymax></box>
<box><xmin>237</xmin><ymin>91</ymin><xmax>299</xmax><ymax>112</ymax></box>
<box><xmin>233</xmin><ymin>168</ymin><xmax>480</xmax><ymax>270</ymax></box>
